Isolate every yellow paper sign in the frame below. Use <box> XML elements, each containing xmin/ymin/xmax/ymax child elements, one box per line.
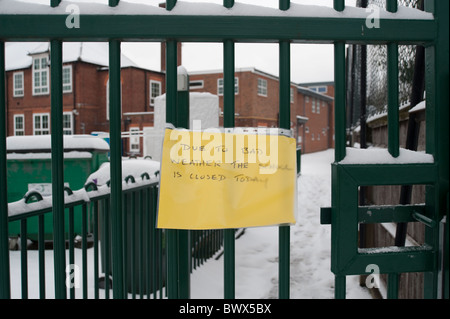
<box><xmin>157</xmin><ymin>128</ymin><xmax>297</xmax><ymax>229</ymax></box>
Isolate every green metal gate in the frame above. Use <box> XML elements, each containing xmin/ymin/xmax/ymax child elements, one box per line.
<box><xmin>0</xmin><ymin>0</ymin><xmax>448</xmax><ymax>299</ymax></box>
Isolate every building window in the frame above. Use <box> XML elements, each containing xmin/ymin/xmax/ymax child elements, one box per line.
<box><xmin>14</xmin><ymin>115</ymin><xmax>25</xmax><ymax>136</ymax></box>
<box><xmin>63</xmin><ymin>112</ymin><xmax>73</xmax><ymax>135</ymax></box>
<box><xmin>129</xmin><ymin>127</ymin><xmax>140</xmax><ymax>153</ymax></box>
<box><xmin>13</xmin><ymin>72</ymin><xmax>24</xmax><ymax>97</ymax></box>
<box><xmin>190</xmin><ymin>80</ymin><xmax>204</xmax><ymax>90</ymax></box>
<box><xmin>33</xmin><ymin>55</ymin><xmax>49</xmax><ymax>95</ymax></box>
<box><xmin>257</xmin><ymin>78</ymin><xmax>267</xmax><ymax>97</ymax></box>
<box><xmin>150</xmin><ymin>80</ymin><xmax>161</xmax><ymax>106</ymax></box>
<box><xmin>312</xmin><ymin>98</ymin><xmax>316</xmax><ymax>113</ymax></box>
<box><xmin>217</xmin><ymin>77</ymin><xmax>238</xmax><ymax>96</ymax></box>
<box><xmin>63</xmin><ymin>65</ymin><xmax>72</xmax><ymax>93</ymax></box>
<box><xmin>312</xmin><ymin>133</ymin><xmax>315</xmax><ymax>141</ymax></box>
<box><xmin>290</xmin><ymin>87</ymin><xmax>294</xmax><ymax>103</ymax></box>
<box><xmin>316</xmin><ymin>100</ymin><xmax>320</xmax><ymax>114</ymax></box>
<box><xmin>317</xmin><ymin>132</ymin><xmax>320</xmax><ymax>141</ymax></box>
<box><xmin>33</xmin><ymin>113</ymin><xmax>50</xmax><ymax>135</ymax></box>
<box><xmin>310</xmin><ymin>86</ymin><xmax>327</xmax><ymax>94</ymax></box>
<box><xmin>305</xmin><ymin>96</ymin><xmax>309</xmax><ymax>103</ymax></box>
<box><xmin>305</xmin><ymin>126</ymin><xmax>309</xmax><ymax>133</ymax></box>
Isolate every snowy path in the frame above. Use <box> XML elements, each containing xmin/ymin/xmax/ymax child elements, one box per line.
<box><xmin>191</xmin><ymin>149</ymin><xmax>372</xmax><ymax>299</ymax></box>
<box><xmin>9</xmin><ymin>149</ymin><xmax>372</xmax><ymax>299</ymax></box>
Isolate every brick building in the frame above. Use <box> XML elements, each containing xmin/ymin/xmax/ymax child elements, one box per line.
<box><xmin>5</xmin><ymin>42</ymin><xmax>164</xmax><ymax>156</ymax></box>
<box><xmin>189</xmin><ymin>69</ymin><xmax>334</xmax><ymax>154</ymax></box>
<box><xmin>5</xmin><ymin>42</ymin><xmax>334</xmax><ymax>156</ymax></box>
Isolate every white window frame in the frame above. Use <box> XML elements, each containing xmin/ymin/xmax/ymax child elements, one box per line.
<box><xmin>290</xmin><ymin>87</ymin><xmax>294</xmax><ymax>104</ymax></box>
<box><xmin>33</xmin><ymin>113</ymin><xmax>50</xmax><ymax>135</ymax></box>
<box><xmin>129</xmin><ymin>127</ymin><xmax>140</xmax><ymax>153</ymax></box>
<box><xmin>63</xmin><ymin>112</ymin><xmax>74</xmax><ymax>135</ymax></box>
<box><xmin>312</xmin><ymin>98</ymin><xmax>316</xmax><ymax>113</ymax></box>
<box><xmin>316</xmin><ymin>99</ymin><xmax>320</xmax><ymax>114</ymax></box>
<box><xmin>63</xmin><ymin>65</ymin><xmax>73</xmax><ymax>93</ymax></box>
<box><xmin>13</xmin><ymin>72</ymin><xmax>24</xmax><ymax>97</ymax></box>
<box><xmin>14</xmin><ymin>114</ymin><xmax>25</xmax><ymax>136</ymax></box>
<box><xmin>106</xmin><ymin>79</ymin><xmax>122</xmax><ymax>121</ymax></box>
<box><xmin>32</xmin><ymin>54</ymin><xmax>49</xmax><ymax>96</ymax></box>
<box><xmin>150</xmin><ymin>80</ymin><xmax>161</xmax><ymax>107</ymax></box>
<box><xmin>257</xmin><ymin>78</ymin><xmax>268</xmax><ymax>97</ymax></box>
<box><xmin>217</xmin><ymin>77</ymin><xmax>238</xmax><ymax>96</ymax></box>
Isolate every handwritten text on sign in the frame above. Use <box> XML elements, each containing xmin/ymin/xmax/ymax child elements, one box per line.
<box><xmin>157</xmin><ymin>128</ymin><xmax>297</xmax><ymax>230</ymax></box>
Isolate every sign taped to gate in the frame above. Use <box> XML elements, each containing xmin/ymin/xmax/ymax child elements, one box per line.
<box><xmin>157</xmin><ymin>127</ymin><xmax>297</xmax><ymax>230</ymax></box>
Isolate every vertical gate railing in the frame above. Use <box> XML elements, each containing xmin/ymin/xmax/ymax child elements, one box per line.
<box><xmin>322</xmin><ymin>0</ymin><xmax>448</xmax><ymax>299</ymax></box>
<box><xmin>1</xmin><ymin>0</ymin><xmax>447</xmax><ymax>299</ymax></box>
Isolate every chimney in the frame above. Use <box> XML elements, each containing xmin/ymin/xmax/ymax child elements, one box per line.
<box><xmin>159</xmin><ymin>2</ymin><xmax>182</xmax><ymax>72</ymax></box>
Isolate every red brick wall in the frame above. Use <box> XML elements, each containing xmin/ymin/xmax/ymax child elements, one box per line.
<box><xmin>7</xmin><ymin>63</ymin><xmax>77</xmax><ymax>136</ymax></box>
<box><xmin>190</xmin><ymin>69</ymin><xmax>334</xmax><ymax>154</ymax></box>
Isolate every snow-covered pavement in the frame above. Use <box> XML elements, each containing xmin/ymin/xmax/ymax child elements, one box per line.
<box><xmin>191</xmin><ymin>149</ymin><xmax>372</xmax><ymax>299</ymax></box>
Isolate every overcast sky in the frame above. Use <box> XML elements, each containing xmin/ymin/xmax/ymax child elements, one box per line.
<box><xmin>125</xmin><ymin>0</ymin><xmax>357</xmax><ymax>84</ymax></box>
<box><xmin>17</xmin><ymin>0</ymin><xmax>358</xmax><ymax>83</ymax></box>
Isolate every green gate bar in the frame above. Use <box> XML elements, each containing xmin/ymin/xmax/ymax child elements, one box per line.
<box><xmin>387</xmin><ymin>0</ymin><xmax>400</xmax><ymax>158</ymax></box>
<box><xmin>278</xmin><ymin>38</ymin><xmax>291</xmax><ymax>299</ymax></box>
<box><xmin>223</xmin><ymin>37</ymin><xmax>236</xmax><ymax>299</ymax></box>
<box><xmin>333</xmin><ymin>0</ymin><xmax>346</xmax><ymax>299</ymax></box>
<box><xmin>0</xmin><ymin>41</ymin><xmax>10</xmax><ymax>299</ymax></box>
<box><xmin>50</xmin><ymin>40</ymin><xmax>66</xmax><ymax>299</ymax></box>
<box><xmin>109</xmin><ymin>39</ymin><xmax>125</xmax><ymax>299</ymax></box>
<box><xmin>165</xmin><ymin>37</ymin><xmax>180</xmax><ymax>299</ymax></box>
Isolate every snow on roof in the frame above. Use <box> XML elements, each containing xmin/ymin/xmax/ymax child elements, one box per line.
<box><xmin>339</xmin><ymin>147</ymin><xmax>434</xmax><ymax>165</ymax></box>
<box><xmin>5</xmin><ymin>42</ymin><xmax>142</xmax><ymax>71</ymax></box>
<box><xmin>0</xmin><ymin>0</ymin><xmax>433</xmax><ymax>20</ymax></box>
<box><xmin>6</xmin><ymin>135</ymin><xmax>110</xmax><ymax>152</ymax></box>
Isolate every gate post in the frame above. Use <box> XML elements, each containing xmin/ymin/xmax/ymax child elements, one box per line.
<box><xmin>176</xmin><ymin>66</ymin><xmax>191</xmax><ymax>299</ymax></box>
<box><xmin>0</xmin><ymin>41</ymin><xmax>11</xmax><ymax>300</ymax></box>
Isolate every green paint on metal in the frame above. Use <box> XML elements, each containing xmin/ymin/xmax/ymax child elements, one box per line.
<box><xmin>0</xmin><ymin>15</ymin><xmax>436</xmax><ymax>44</ymax></box>
<box><xmin>223</xmin><ymin>39</ymin><xmax>236</xmax><ymax>300</ymax></box>
<box><xmin>279</xmin><ymin>0</ymin><xmax>290</xmax><ymax>11</ymax></box>
<box><xmin>334</xmin><ymin>42</ymin><xmax>346</xmax><ymax>162</ymax></box>
<box><xmin>50</xmin><ymin>0</ymin><xmax>61</xmax><ymax>8</ymax></box>
<box><xmin>50</xmin><ymin>40</ymin><xmax>66</xmax><ymax>300</ymax></box>
<box><xmin>387</xmin><ymin>42</ymin><xmax>399</xmax><ymax>158</ymax></box>
<box><xmin>166</xmin><ymin>0</ymin><xmax>176</xmax><ymax>11</ymax></box>
<box><xmin>109</xmin><ymin>40</ymin><xmax>124</xmax><ymax>299</ymax></box>
<box><xmin>109</xmin><ymin>0</ymin><xmax>120</xmax><ymax>7</ymax></box>
<box><xmin>0</xmin><ymin>41</ymin><xmax>11</xmax><ymax>300</ymax></box>
<box><xmin>279</xmin><ymin>40</ymin><xmax>291</xmax><ymax>300</ymax></box>
<box><xmin>223</xmin><ymin>0</ymin><xmax>234</xmax><ymax>9</ymax></box>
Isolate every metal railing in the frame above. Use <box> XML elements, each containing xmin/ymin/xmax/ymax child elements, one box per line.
<box><xmin>7</xmin><ymin>174</ymin><xmax>224</xmax><ymax>299</ymax></box>
<box><xmin>0</xmin><ymin>0</ymin><xmax>448</xmax><ymax>299</ymax></box>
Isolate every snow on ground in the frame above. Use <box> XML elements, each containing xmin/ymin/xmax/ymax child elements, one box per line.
<box><xmin>9</xmin><ymin>149</ymin><xmax>373</xmax><ymax>299</ymax></box>
<box><xmin>191</xmin><ymin>149</ymin><xmax>372</xmax><ymax>299</ymax></box>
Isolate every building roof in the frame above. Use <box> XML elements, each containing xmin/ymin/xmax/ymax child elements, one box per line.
<box><xmin>5</xmin><ymin>42</ymin><xmax>145</xmax><ymax>71</ymax></box>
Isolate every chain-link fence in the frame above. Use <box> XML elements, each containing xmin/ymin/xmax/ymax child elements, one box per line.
<box><xmin>347</xmin><ymin>0</ymin><xmax>423</xmax><ymax>129</ymax></box>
